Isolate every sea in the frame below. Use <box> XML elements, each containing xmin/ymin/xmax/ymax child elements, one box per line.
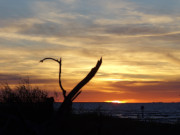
<box><xmin>54</xmin><ymin>102</ymin><xmax>180</xmax><ymax>124</ymax></box>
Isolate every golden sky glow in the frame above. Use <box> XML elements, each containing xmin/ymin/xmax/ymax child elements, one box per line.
<box><xmin>1</xmin><ymin>0</ymin><xmax>180</xmax><ymax>102</ymax></box>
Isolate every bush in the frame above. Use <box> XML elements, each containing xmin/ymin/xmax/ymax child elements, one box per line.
<box><xmin>0</xmin><ymin>80</ymin><xmax>54</xmax><ymax>123</ymax></box>
<box><xmin>0</xmin><ymin>81</ymin><xmax>48</xmax><ymax>103</ymax></box>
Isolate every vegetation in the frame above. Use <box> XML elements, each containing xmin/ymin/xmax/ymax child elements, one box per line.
<box><xmin>0</xmin><ymin>81</ymin><xmax>48</xmax><ymax>103</ymax></box>
<box><xmin>0</xmin><ymin>80</ymin><xmax>54</xmax><ymax>124</ymax></box>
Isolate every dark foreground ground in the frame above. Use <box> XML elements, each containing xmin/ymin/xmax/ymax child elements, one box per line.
<box><xmin>0</xmin><ymin>104</ymin><xmax>180</xmax><ymax>135</ymax></box>
<box><xmin>60</xmin><ymin>113</ymin><xmax>180</xmax><ymax>135</ymax></box>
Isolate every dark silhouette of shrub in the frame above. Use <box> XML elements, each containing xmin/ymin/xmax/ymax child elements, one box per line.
<box><xmin>0</xmin><ymin>80</ymin><xmax>48</xmax><ymax>103</ymax></box>
<box><xmin>0</xmin><ymin>80</ymin><xmax>54</xmax><ymax>123</ymax></box>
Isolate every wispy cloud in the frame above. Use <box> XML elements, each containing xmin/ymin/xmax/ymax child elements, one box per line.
<box><xmin>165</xmin><ymin>53</ymin><xmax>180</xmax><ymax>65</ymax></box>
<box><xmin>1</xmin><ymin>0</ymin><xmax>180</xmax><ymax>102</ymax></box>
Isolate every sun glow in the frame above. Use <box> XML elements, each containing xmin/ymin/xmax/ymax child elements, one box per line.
<box><xmin>105</xmin><ymin>100</ymin><xmax>126</xmax><ymax>104</ymax></box>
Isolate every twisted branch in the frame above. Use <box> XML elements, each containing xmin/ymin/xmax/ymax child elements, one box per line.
<box><xmin>40</xmin><ymin>57</ymin><xmax>66</xmax><ymax>98</ymax></box>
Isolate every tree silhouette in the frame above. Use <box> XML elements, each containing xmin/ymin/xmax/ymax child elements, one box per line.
<box><xmin>40</xmin><ymin>57</ymin><xmax>102</xmax><ymax>114</ymax></box>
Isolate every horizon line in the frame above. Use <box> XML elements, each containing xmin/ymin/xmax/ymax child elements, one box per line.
<box><xmin>54</xmin><ymin>101</ymin><xmax>180</xmax><ymax>103</ymax></box>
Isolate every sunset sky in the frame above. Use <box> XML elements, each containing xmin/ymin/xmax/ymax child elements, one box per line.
<box><xmin>1</xmin><ymin>0</ymin><xmax>180</xmax><ymax>103</ymax></box>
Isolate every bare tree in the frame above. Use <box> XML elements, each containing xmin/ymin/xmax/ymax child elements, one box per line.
<box><xmin>40</xmin><ymin>57</ymin><xmax>102</xmax><ymax>114</ymax></box>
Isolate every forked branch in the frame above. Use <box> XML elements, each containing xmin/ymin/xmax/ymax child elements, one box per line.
<box><xmin>57</xmin><ymin>57</ymin><xmax>102</xmax><ymax>114</ymax></box>
<box><xmin>40</xmin><ymin>57</ymin><xmax>102</xmax><ymax>114</ymax></box>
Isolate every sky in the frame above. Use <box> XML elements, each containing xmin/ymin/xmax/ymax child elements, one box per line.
<box><xmin>1</xmin><ymin>0</ymin><xmax>180</xmax><ymax>103</ymax></box>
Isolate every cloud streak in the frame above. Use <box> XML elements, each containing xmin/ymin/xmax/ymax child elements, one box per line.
<box><xmin>1</xmin><ymin>0</ymin><xmax>180</xmax><ymax>102</ymax></box>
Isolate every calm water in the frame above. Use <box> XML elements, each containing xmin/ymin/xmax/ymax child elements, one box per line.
<box><xmin>54</xmin><ymin>102</ymin><xmax>180</xmax><ymax>123</ymax></box>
